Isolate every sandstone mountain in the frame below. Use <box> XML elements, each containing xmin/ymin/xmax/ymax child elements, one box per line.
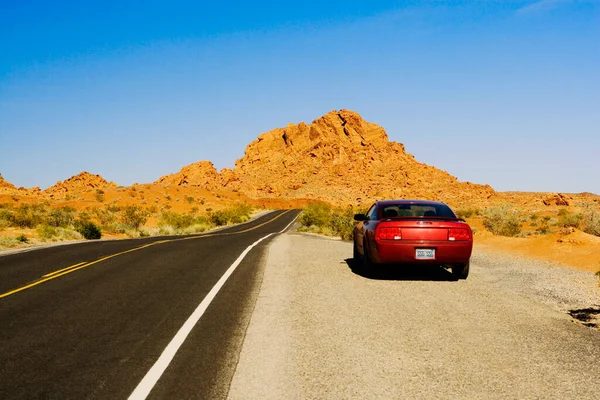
<box><xmin>157</xmin><ymin>110</ymin><xmax>495</xmax><ymax>207</ymax></box>
<box><xmin>3</xmin><ymin>110</ymin><xmax>596</xmax><ymax>210</ymax></box>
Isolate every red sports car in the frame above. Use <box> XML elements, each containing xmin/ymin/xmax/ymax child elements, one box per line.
<box><xmin>353</xmin><ymin>200</ymin><xmax>473</xmax><ymax>279</ymax></box>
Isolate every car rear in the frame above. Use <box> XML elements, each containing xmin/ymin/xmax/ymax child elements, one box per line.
<box><xmin>372</xmin><ymin>219</ymin><xmax>473</xmax><ymax>265</ymax></box>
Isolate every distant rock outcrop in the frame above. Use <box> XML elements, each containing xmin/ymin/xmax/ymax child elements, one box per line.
<box><xmin>0</xmin><ymin>174</ymin><xmax>16</xmax><ymax>192</ymax></box>
<box><xmin>44</xmin><ymin>172</ymin><xmax>117</xmax><ymax>196</ymax></box>
<box><xmin>155</xmin><ymin>161</ymin><xmax>224</xmax><ymax>189</ymax></box>
<box><xmin>155</xmin><ymin>109</ymin><xmax>495</xmax><ymax>206</ymax></box>
<box><xmin>543</xmin><ymin>193</ymin><xmax>572</xmax><ymax>207</ymax></box>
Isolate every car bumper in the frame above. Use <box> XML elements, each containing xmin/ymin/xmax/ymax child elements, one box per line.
<box><xmin>373</xmin><ymin>240</ymin><xmax>472</xmax><ymax>264</ymax></box>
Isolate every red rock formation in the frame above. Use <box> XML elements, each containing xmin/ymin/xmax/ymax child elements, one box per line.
<box><xmin>44</xmin><ymin>172</ymin><xmax>117</xmax><ymax>195</ymax></box>
<box><xmin>0</xmin><ymin>174</ymin><xmax>16</xmax><ymax>193</ymax></box>
<box><xmin>155</xmin><ymin>109</ymin><xmax>495</xmax><ymax>206</ymax></box>
<box><xmin>155</xmin><ymin>161</ymin><xmax>225</xmax><ymax>189</ymax></box>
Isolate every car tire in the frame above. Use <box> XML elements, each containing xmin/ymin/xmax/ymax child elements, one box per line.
<box><xmin>353</xmin><ymin>239</ymin><xmax>361</xmax><ymax>261</ymax></box>
<box><xmin>452</xmin><ymin>261</ymin><xmax>470</xmax><ymax>280</ymax></box>
<box><xmin>362</xmin><ymin>239</ymin><xmax>375</xmax><ymax>277</ymax></box>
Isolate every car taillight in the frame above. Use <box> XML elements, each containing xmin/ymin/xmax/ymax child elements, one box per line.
<box><xmin>378</xmin><ymin>227</ymin><xmax>402</xmax><ymax>240</ymax></box>
<box><xmin>448</xmin><ymin>228</ymin><xmax>470</xmax><ymax>241</ymax></box>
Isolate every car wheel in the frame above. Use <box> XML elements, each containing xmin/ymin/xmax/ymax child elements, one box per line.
<box><xmin>452</xmin><ymin>261</ymin><xmax>470</xmax><ymax>280</ymax></box>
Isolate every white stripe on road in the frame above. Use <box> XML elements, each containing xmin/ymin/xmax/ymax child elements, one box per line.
<box><xmin>128</xmin><ymin>213</ymin><xmax>298</xmax><ymax>399</ymax></box>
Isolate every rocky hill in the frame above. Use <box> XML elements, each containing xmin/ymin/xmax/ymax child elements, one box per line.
<box><xmin>0</xmin><ymin>174</ymin><xmax>16</xmax><ymax>193</ymax></box>
<box><xmin>44</xmin><ymin>172</ymin><xmax>117</xmax><ymax>197</ymax></box>
<box><xmin>4</xmin><ymin>110</ymin><xmax>595</xmax><ymax>209</ymax></box>
<box><xmin>157</xmin><ymin>110</ymin><xmax>495</xmax><ymax>207</ymax></box>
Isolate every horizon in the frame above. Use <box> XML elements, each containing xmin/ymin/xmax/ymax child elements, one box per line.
<box><xmin>1</xmin><ymin>1</ymin><xmax>599</xmax><ymax>194</ymax></box>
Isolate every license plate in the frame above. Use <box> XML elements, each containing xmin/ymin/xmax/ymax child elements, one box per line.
<box><xmin>415</xmin><ymin>249</ymin><xmax>435</xmax><ymax>260</ymax></box>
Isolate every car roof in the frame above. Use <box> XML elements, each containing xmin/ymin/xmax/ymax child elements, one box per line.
<box><xmin>376</xmin><ymin>199</ymin><xmax>449</xmax><ymax>207</ymax></box>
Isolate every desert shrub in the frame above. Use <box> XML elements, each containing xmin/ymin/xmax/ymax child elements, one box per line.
<box><xmin>455</xmin><ymin>207</ymin><xmax>481</xmax><ymax>219</ymax></box>
<box><xmin>208</xmin><ymin>210</ymin><xmax>229</xmax><ymax>226</ymax></box>
<box><xmin>120</xmin><ymin>206</ymin><xmax>148</xmax><ymax>230</ymax></box>
<box><xmin>579</xmin><ymin>204</ymin><xmax>600</xmax><ymax>237</ymax></box>
<box><xmin>95</xmin><ymin>189</ymin><xmax>105</xmax><ymax>202</ymax></box>
<box><xmin>16</xmin><ymin>234</ymin><xmax>28</xmax><ymax>243</ymax></box>
<box><xmin>0</xmin><ymin>207</ymin><xmax>13</xmax><ymax>230</ymax></box>
<box><xmin>46</xmin><ymin>207</ymin><xmax>75</xmax><ymax>228</ymax></box>
<box><xmin>159</xmin><ymin>211</ymin><xmax>195</xmax><ymax>230</ymax></box>
<box><xmin>226</xmin><ymin>203</ymin><xmax>253</xmax><ymax>223</ymax></box>
<box><xmin>535</xmin><ymin>216</ymin><xmax>551</xmax><ymax>235</ymax></box>
<box><xmin>0</xmin><ymin>237</ymin><xmax>20</xmax><ymax>248</ymax></box>
<box><xmin>209</xmin><ymin>204</ymin><xmax>253</xmax><ymax>226</ymax></box>
<box><xmin>75</xmin><ymin>221</ymin><xmax>102</xmax><ymax>240</ymax></box>
<box><xmin>92</xmin><ymin>207</ymin><xmax>118</xmax><ymax>231</ymax></box>
<box><xmin>185</xmin><ymin>195</ymin><xmax>195</xmax><ymax>204</ymax></box>
<box><xmin>483</xmin><ymin>204</ymin><xmax>522</xmax><ymax>237</ymax></box>
<box><xmin>37</xmin><ymin>224</ymin><xmax>58</xmax><ymax>240</ymax></box>
<box><xmin>12</xmin><ymin>203</ymin><xmax>46</xmax><ymax>228</ymax></box>
<box><xmin>557</xmin><ymin>208</ymin><xmax>583</xmax><ymax>229</ymax></box>
<box><xmin>55</xmin><ymin>228</ymin><xmax>82</xmax><ymax>241</ymax></box>
<box><xmin>181</xmin><ymin>223</ymin><xmax>212</xmax><ymax>234</ymax></box>
<box><xmin>330</xmin><ymin>207</ymin><xmax>356</xmax><ymax>240</ymax></box>
<box><xmin>106</xmin><ymin>204</ymin><xmax>121</xmax><ymax>213</ymax></box>
<box><xmin>298</xmin><ymin>204</ymin><xmax>359</xmax><ymax>240</ymax></box>
<box><xmin>299</xmin><ymin>204</ymin><xmax>332</xmax><ymax>228</ymax></box>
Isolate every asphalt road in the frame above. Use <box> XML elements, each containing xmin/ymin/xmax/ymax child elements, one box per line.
<box><xmin>0</xmin><ymin>209</ymin><xmax>299</xmax><ymax>400</ymax></box>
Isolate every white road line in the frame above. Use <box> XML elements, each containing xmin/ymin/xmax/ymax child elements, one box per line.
<box><xmin>128</xmin><ymin>212</ymin><xmax>297</xmax><ymax>399</ymax></box>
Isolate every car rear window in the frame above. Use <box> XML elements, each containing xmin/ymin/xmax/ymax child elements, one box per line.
<box><xmin>380</xmin><ymin>203</ymin><xmax>457</xmax><ymax>219</ymax></box>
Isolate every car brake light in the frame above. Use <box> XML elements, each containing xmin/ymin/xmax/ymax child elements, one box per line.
<box><xmin>448</xmin><ymin>228</ymin><xmax>470</xmax><ymax>241</ymax></box>
<box><xmin>378</xmin><ymin>227</ymin><xmax>402</xmax><ymax>240</ymax></box>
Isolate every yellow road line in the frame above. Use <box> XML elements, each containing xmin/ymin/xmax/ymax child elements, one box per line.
<box><xmin>42</xmin><ymin>262</ymin><xmax>87</xmax><ymax>278</ymax></box>
<box><xmin>0</xmin><ymin>210</ymin><xmax>294</xmax><ymax>300</ymax></box>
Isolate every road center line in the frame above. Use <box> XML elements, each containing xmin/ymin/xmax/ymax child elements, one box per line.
<box><xmin>0</xmin><ymin>211</ymin><xmax>293</xmax><ymax>300</ymax></box>
<box><xmin>42</xmin><ymin>262</ymin><xmax>87</xmax><ymax>278</ymax></box>
<box><xmin>128</xmin><ymin>213</ymin><xmax>298</xmax><ymax>400</ymax></box>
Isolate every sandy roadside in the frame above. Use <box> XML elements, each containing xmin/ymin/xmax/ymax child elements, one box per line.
<box><xmin>228</xmin><ymin>232</ymin><xmax>600</xmax><ymax>399</ymax></box>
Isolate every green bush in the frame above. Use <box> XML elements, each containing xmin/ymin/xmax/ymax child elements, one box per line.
<box><xmin>12</xmin><ymin>204</ymin><xmax>46</xmax><ymax>228</ymax></box>
<box><xmin>483</xmin><ymin>204</ymin><xmax>522</xmax><ymax>237</ymax></box>
<box><xmin>298</xmin><ymin>204</ymin><xmax>332</xmax><ymax>228</ymax></box>
<box><xmin>16</xmin><ymin>234</ymin><xmax>28</xmax><ymax>243</ymax></box>
<box><xmin>0</xmin><ymin>207</ymin><xmax>12</xmax><ymax>230</ymax></box>
<box><xmin>120</xmin><ymin>206</ymin><xmax>148</xmax><ymax>231</ymax></box>
<box><xmin>75</xmin><ymin>221</ymin><xmax>102</xmax><ymax>240</ymax></box>
<box><xmin>330</xmin><ymin>207</ymin><xmax>356</xmax><ymax>240</ymax></box>
<box><xmin>535</xmin><ymin>217</ymin><xmax>551</xmax><ymax>235</ymax></box>
<box><xmin>455</xmin><ymin>207</ymin><xmax>481</xmax><ymax>219</ymax></box>
<box><xmin>37</xmin><ymin>224</ymin><xmax>58</xmax><ymax>240</ymax></box>
<box><xmin>92</xmin><ymin>207</ymin><xmax>118</xmax><ymax>233</ymax></box>
<box><xmin>557</xmin><ymin>208</ymin><xmax>583</xmax><ymax>229</ymax></box>
<box><xmin>580</xmin><ymin>204</ymin><xmax>600</xmax><ymax>237</ymax></box>
<box><xmin>208</xmin><ymin>204</ymin><xmax>253</xmax><ymax>226</ymax></box>
<box><xmin>298</xmin><ymin>204</ymin><xmax>359</xmax><ymax>240</ymax></box>
<box><xmin>46</xmin><ymin>207</ymin><xmax>75</xmax><ymax>228</ymax></box>
<box><xmin>159</xmin><ymin>211</ymin><xmax>195</xmax><ymax>230</ymax></box>
<box><xmin>209</xmin><ymin>210</ymin><xmax>229</xmax><ymax>226</ymax></box>
<box><xmin>95</xmin><ymin>189</ymin><xmax>105</xmax><ymax>202</ymax></box>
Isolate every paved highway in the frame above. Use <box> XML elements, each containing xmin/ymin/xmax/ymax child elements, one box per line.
<box><xmin>0</xmin><ymin>210</ymin><xmax>299</xmax><ymax>400</ymax></box>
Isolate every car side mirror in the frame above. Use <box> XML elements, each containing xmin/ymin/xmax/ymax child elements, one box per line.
<box><xmin>354</xmin><ymin>213</ymin><xmax>367</xmax><ymax>221</ymax></box>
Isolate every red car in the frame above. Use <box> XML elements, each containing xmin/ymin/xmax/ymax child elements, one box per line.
<box><xmin>353</xmin><ymin>200</ymin><xmax>473</xmax><ymax>279</ymax></box>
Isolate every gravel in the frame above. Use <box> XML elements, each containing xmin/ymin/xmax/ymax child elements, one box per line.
<box><xmin>228</xmin><ymin>230</ymin><xmax>600</xmax><ymax>399</ymax></box>
<box><xmin>470</xmin><ymin>251</ymin><xmax>600</xmax><ymax>327</ymax></box>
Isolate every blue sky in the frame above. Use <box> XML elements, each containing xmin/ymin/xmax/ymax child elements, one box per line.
<box><xmin>1</xmin><ymin>0</ymin><xmax>599</xmax><ymax>194</ymax></box>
